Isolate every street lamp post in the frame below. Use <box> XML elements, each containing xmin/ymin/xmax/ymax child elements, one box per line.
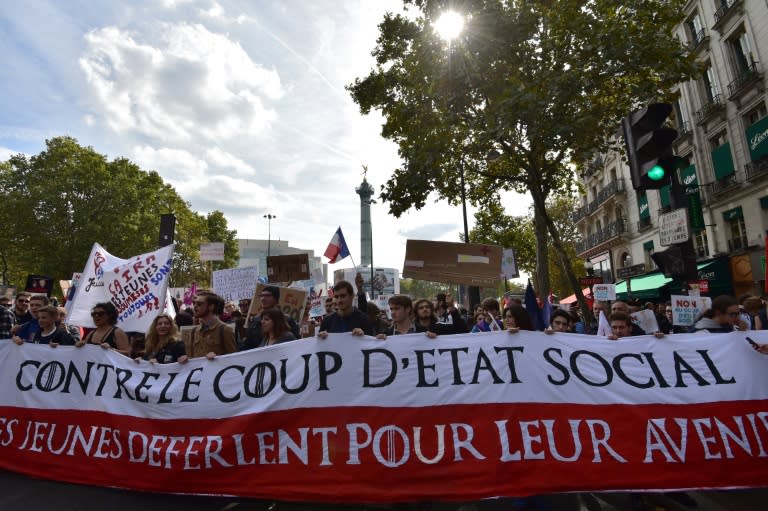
<box><xmin>624</xmin><ymin>255</ymin><xmax>633</xmax><ymax>302</ymax></box>
<box><xmin>264</xmin><ymin>214</ymin><xmax>276</xmax><ymax>258</ymax></box>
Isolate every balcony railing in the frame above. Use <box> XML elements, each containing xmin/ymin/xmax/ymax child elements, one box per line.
<box><xmin>727</xmin><ymin>62</ymin><xmax>761</xmax><ymax>98</ymax></box>
<box><xmin>576</xmin><ymin>218</ymin><xmax>627</xmax><ymax>254</ymax></box>
<box><xmin>712</xmin><ymin>173</ymin><xmax>740</xmax><ymax>195</ymax></box>
<box><xmin>728</xmin><ymin>236</ymin><xmax>749</xmax><ymax>252</ymax></box>
<box><xmin>596</xmin><ymin>179</ymin><xmax>625</xmax><ymax>203</ymax></box>
<box><xmin>695</xmin><ymin>94</ymin><xmax>724</xmax><ymax>124</ymax></box>
<box><xmin>675</xmin><ymin>120</ymin><xmax>692</xmax><ymax>140</ymax></box>
<box><xmin>689</xmin><ymin>28</ymin><xmax>708</xmax><ymax>51</ymax></box>
<box><xmin>637</xmin><ymin>217</ymin><xmax>652</xmax><ymax>232</ymax></box>
<box><xmin>745</xmin><ymin>158</ymin><xmax>768</xmax><ymax>181</ymax></box>
<box><xmin>714</xmin><ymin>0</ymin><xmax>741</xmax><ymax>28</ymax></box>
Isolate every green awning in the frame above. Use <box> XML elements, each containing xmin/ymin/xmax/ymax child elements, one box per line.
<box><xmin>659</xmin><ymin>185</ymin><xmax>671</xmax><ymax>207</ymax></box>
<box><xmin>616</xmin><ymin>258</ymin><xmax>733</xmax><ymax>300</ymax></box>
<box><xmin>723</xmin><ymin>206</ymin><xmax>743</xmax><ymax>221</ymax></box>
<box><xmin>615</xmin><ymin>272</ymin><xmax>673</xmax><ymax>300</ymax></box>
<box><xmin>638</xmin><ymin>193</ymin><xmax>650</xmax><ymax>219</ymax></box>
<box><xmin>746</xmin><ymin>115</ymin><xmax>768</xmax><ymax>161</ymax></box>
<box><xmin>681</xmin><ymin>164</ymin><xmax>698</xmax><ymax>194</ymax></box>
<box><xmin>712</xmin><ymin>143</ymin><xmax>735</xmax><ymax>180</ymax></box>
<box><xmin>643</xmin><ymin>240</ymin><xmax>654</xmax><ymax>251</ymax></box>
<box><xmin>761</xmin><ymin>196</ymin><xmax>768</xmax><ymax>209</ymax></box>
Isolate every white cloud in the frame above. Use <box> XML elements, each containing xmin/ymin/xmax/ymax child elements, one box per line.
<box><xmin>79</xmin><ymin>22</ymin><xmax>282</xmax><ymax>144</ymax></box>
<box><xmin>132</xmin><ymin>145</ymin><xmax>208</xmax><ymax>182</ymax></box>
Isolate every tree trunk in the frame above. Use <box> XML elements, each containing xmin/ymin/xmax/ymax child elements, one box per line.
<box><xmin>530</xmin><ymin>189</ymin><xmax>550</xmax><ymax>298</ymax></box>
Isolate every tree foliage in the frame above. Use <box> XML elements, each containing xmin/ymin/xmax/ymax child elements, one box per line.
<box><xmin>348</xmin><ymin>0</ymin><xmax>697</xmax><ymax>308</ymax></box>
<box><xmin>0</xmin><ymin>136</ymin><xmax>237</xmax><ymax>292</ymax></box>
<box><xmin>470</xmin><ymin>193</ymin><xmax>585</xmax><ymax>297</ymax></box>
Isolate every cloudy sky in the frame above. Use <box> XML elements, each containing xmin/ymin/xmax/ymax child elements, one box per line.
<box><xmin>0</xmin><ymin>0</ymin><xmax>529</xmax><ymax>273</ymax></box>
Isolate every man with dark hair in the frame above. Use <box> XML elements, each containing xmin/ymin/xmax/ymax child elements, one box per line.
<box><xmin>11</xmin><ymin>292</ymin><xmax>33</xmax><ymax>325</ymax></box>
<box><xmin>545</xmin><ymin>309</ymin><xmax>572</xmax><ymax>333</ymax></box>
<box><xmin>13</xmin><ymin>294</ymin><xmax>49</xmax><ymax>342</ymax></box>
<box><xmin>693</xmin><ymin>295</ymin><xmax>747</xmax><ymax>333</ymax></box>
<box><xmin>242</xmin><ymin>286</ymin><xmax>299</xmax><ymax>350</ymax></box>
<box><xmin>189</xmin><ymin>292</ymin><xmax>236</xmax><ymax>359</ymax></box>
<box><xmin>318</xmin><ymin>280</ymin><xmax>373</xmax><ymax>338</ymax></box>
<box><xmin>376</xmin><ymin>295</ymin><xmax>436</xmax><ymax>339</ymax></box>
<box><xmin>471</xmin><ymin>297</ymin><xmax>504</xmax><ymax>332</ymax></box>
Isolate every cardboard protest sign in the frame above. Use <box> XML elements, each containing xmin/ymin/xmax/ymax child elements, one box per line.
<box><xmin>592</xmin><ymin>283</ymin><xmax>616</xmax><ymax>301</ymax></box>
<box><xmin>334</xmin><ymin>267</ymin><xmax>400</xmax><ymax>296</ymax></box>
<box><xmin>267</xmin><ymin>254</ymin><xmax>310</xmax><ymax>283</ymax></box>
<box><xmin>247</xmin><ymin>283</ymin><xmax>308</xmax><ymax>324</ymax></box>
<box><xmin>630</xmin><ymin>309</ymin><xmax>660</xmax><ymax>334</ymax></box>
<box><xmin>67</xmin><ymin>243</ymin><xmax>174</xmax><ymax>332</ymax></box>
<box><xmin>671</xmin><ymin>295</ymin><xmax>712</xmax><ymax>326</ymax></box>
<box><xmin>25</xmin><ymin>275</ymin><xmax>54</xmax><ymax>296</ymax></box>
<box><xmin>213</xmin><ymin>266</ymin><xmax>259</xmax><ymax>302</ymax></box>
<box><xmin>403</xmin><ymin>240</ymin><xmax>502</xmax><ymax>287</ymax></box>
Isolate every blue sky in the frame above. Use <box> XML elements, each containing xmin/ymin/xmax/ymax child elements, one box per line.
<box><xmin>0</xmin><ymin>0</ymin><xmax>528</xmax><ymax>272</ymax></box>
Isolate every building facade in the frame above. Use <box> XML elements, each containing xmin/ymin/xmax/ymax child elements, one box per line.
<box><xmin>576</xmin><ymin>0</ymin><xmax>768</xmax><ymax>299</ymax></box>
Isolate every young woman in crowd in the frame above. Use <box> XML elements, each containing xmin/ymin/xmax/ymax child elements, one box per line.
<box><xmin>260</xmin><ymin>309</ymin><xmax>296</xmax><ymax>347</ymax></box>
<box><xmin>142</xmin><ymin>313</ymin><xmax>187</xmax><ymax>364</ymax></box>
<box><xmin>77</xmin><ymin>302</ymin><xmax>131</xmax><ymax>355</ymax></box>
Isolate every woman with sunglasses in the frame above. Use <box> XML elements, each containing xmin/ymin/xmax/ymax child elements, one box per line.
<box><xmin>76</xmin><ymin>302</ymin><xmax>130</xmax><ymax>355</ymax></box>
<box><xmin>141</xmin><ymin>313</ymin><xmax>188</xmax><ymax>364</ymax></box>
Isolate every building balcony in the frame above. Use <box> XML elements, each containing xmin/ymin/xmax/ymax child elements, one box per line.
<box><xmin>728</xmin><ymin>236</ymin><xmax>749</xmax><ymax>252</ymax></box>
<box><xmin>745</xmin><ymin>157</ymin><xmax>768</xmax><ymax>181</ymax></box>
<box><xmin>575</xmin><ymin>218</ymin><xmax>628</xmax><ymax>255</ymax></box>
<box><xmin>573</xmin><ymin>204</ymin><xmax>589</xmax><ymax>223</ymax></box>
<box><xmin>675</xmin><ymin>120</ymin><xmax>693</xmax><ymax>141</ymax></box>
<box><xmin>695</xmin><ymin>94</ymin><xmax>725</xmax><ymax>125</ymax></box>
<box><xmin>596</xmin><ymin>178</ymin><xmax>625</xmax><ymax>203</ymax></box>
<box><xmin>637</xmin><ymin>217</ymin><xmax>653</xmax><ymax>232</ymax></box>
<box><xmin>727</xmin><ymin>62</ymin><xmax>762</xmax><ymax>99</ymax></box>
<box><xmin>713</xmin><ymin>0</ymin><xmax>742</xmax><ymax>32</ymax></box>
<box><xmin>712</xmin><ymin>173</ymin><xmax>740</xmax><ymax>195</ymax></box>
<box><xmin>688</xmin><ymin>28</ymin><xmax>709</xmax><ymax>55</ymax></box>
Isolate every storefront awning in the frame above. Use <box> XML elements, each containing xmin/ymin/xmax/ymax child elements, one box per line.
<box><xmin>559</xmin><ymin>287</ymin><xmax>591</xmax><ymax>305</ymax></box>
<box><xmin>615</xmin><ymin>272</ymin><xmax>673</xmax><ymax>300</ymax></box>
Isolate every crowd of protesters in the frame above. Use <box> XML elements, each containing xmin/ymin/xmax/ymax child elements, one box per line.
<box><xmin>3</xmin><ymin>278</ymin><xmax>768</xmax><ymax>359</ymax></box>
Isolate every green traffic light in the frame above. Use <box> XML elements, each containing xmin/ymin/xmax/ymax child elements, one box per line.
<box><xmin>648</xmin><ymin>165</ymin><xmax>666</xmax><ymax>181</ymax></box>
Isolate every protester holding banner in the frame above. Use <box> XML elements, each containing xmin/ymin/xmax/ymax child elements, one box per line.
<box><xmin>470</xmin><ymin>298</ymin><xmax>504</xmax><ymax>333</ymax></box>
<box><xmin>0</xmin><ymin>301</ymin><xmax>14</xmax><ymax>339</ymax></box>
<box><xmin>242</xmin><ymin>286</ymin><xmax>300</xmax><ymax>351</ymax></box>
<box><xmin>142</xmin><ymin>313</ymin><xmax>187</xmax><ymax>364</ymax></box>
<box><xmin>501</xmin><ymin>304</ymin><xmax>534</xmax><ymax>332</ymax></box>
<box><xmin>260</xmin><ymin>309</ymin><xmax>296</xmax><ymax>347</ymax></box>
<box><xmin>692</xmin><ymin>295</ymin><xmax>747</xmax><ymax>333</ymax></box>
<box><xmin>317</xmin><ymin>280</ymin><xmax>373</xmax><ymax>338</ymax></box>
<box><xmin>376</xmin><ymin>295</ymin><xmax>436</xmax><ymax>339</ymax></box>
<box><xmin>13</xmin><ymin>294</ymin><xmax>48</xmax><ymax>342</ymax></box>
<box><xmin>188</xmin><ymin>292</ymin><xmax>236</xmax><ymax>359</ymax></box>
<box><xmin>12</xmin><ymin>305</ymin><xmax>74</xmax><ymax>346</ymax></box>
<box><xmin>544</xmin><ymin>309</ymin><xmax>571</xmax><ymax>334</ymax></box>
<box><xmin>412</xmin><ymin>299</ymin><xmax>463</xmax><ymax>336</ymax></box>
<box><xmin>78</xmin><ymin>302</ymin><xmax>131</xmax><ymax>355</ymax></box>
<box><xmin>610</xmin><ymin>301</ymin><xmax>646</xmax><ymax>336</ymax></box>
<box><xmin>9</xmin><ymin>291</ymin><xmax>33</xmax><ymax>325</ymax></box>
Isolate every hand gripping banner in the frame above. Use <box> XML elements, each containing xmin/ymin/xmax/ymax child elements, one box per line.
<box><xmin>0</xmin><ymin>330</ymin><xmax>767</xmax><ymax>502</ymax></box>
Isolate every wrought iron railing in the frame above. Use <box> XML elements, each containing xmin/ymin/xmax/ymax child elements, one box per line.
<box><xmin>727</xmin><ymin>62</ymin><xmax>761</xmax><ymax>97</ymax></box>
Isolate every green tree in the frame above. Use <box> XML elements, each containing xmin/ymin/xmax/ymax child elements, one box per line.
<box><xmin>348</xmin><ymin>0</ymin><xmax>697</xmax><ymax>315</ymax></box>
<box><xmin>0</xmin><ymin>136</ymin><xmax>237</xmax><ymax>293</ymax></box>
<box><xmin>471</xmin><ymin>193</ymin><xmax>585</xmax><ymax>298</ymax></box>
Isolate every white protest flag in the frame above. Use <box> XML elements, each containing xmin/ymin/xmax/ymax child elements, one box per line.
<box><xmin>597</xmin><ymin>309</ymin><xmax>611</xmax><ymax>336</ymax></box>
<box><xmin>631</xmin><ymin>309</ymin><xmax>660</xmax><ymax>334</ymax></box>
<box><xmin>68</xmin><ymin>243</ymin><xmax>175</xmax><ymax>332</ymax></box>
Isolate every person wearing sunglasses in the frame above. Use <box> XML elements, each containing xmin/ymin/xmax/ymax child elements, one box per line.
<box><xmin>76</xmin><ymin>302</ymin><xmax>131</xmax><ymax>355</ymax></box>
<box><xmin>692</xmin><ymin>295</ymin><xmax>748</xmax><ymax>333</ymax></box>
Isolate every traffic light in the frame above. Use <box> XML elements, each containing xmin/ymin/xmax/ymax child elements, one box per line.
<box><xmin>622</xmin><ymin>103</ymin><xmax>679</xmax><ymax>190</ymax></box>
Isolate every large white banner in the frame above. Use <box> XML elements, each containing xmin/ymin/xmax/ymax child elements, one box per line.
<box><xmin>0</xmin><ymin>331</ymin><xmax>767</xmax><ymax>501</ymax></box>
<box><xmin>67</xmin><ymin>243</ymin><xmax>174</xmax><ymax>332</ymax></box>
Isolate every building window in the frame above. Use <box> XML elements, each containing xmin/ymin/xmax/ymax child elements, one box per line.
<box><xmin>694</xmin><ymin>229</ymin><xmax>710</xmax><ymax>258</ymax></box>
<box><xmin>729</xmin><ymin>30</ymin><xmax>755</xmax><ymax>75</ymax></box>
<box><xmin>723</xmin><ymin>207</ymin><xmax>748</xmax><ymax>251</ymax></box>
<box><xmin>745</xmin><ymin>103</ymin><xmax>767</xmax><ymax>126</ymax></box>
<box><xmin>710</xmin><ymin>131</ymin><xmax>728</xmax><ymax>149</ymax></box>
<box><xmin>674</xmin><ymin>97</ymin><xmax>691</xmax><ymax>134</ymax></box>
<box><xmin>686</xmin><ymin>12</ymin><xmax>705</xmax><ymax>45</ymax></box>
<box><xmin>702</xmin><ymin>64</ymin><xmax>720</xmax><ymax>103</ymax></box>
<box><xmin>643</xmin><ymin>240</ymin><xmax>655</xmax><ymax>270</ymax></box>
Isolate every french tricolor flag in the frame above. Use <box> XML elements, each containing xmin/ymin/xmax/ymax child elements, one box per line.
<box><xmin>324</xmin><ymin>227</ymin><xmax>351</xmax><ymax>263</ymax></box>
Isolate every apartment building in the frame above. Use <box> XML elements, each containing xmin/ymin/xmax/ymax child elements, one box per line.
<box><xmin>575</xmin><ymin>0</ymin><xmax>768</xmax><ymax>300</ymax></box>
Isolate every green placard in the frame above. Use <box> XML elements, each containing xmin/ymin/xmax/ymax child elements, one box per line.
<box><xmin>688</xmin><ymin>193</ymin><xmax>705</xmax><ymax>231</ymax></box>
<box><xmin>722</xmin><ymin>206</ymin><xmax>743</xmax><ymax>221</ymax></box>
<box><xmin>746</xmin><ymin>115</ymin><xmax>768</xmax><ymax>161</ymax></box>
<box><xmin>638</xmin><ymin>193</ymin><xmax>650</xmax><ymax>219</ymax></box>
<box><xmin>712</xmin><ymin>143</ymin><xmax>735</xmax><ymax>180</ymax></box>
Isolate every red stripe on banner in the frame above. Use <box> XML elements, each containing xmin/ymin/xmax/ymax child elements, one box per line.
<box><xmin>1</xmin><ymin>401</ymin><xmax>767</xmax><ymax>501</ymax></box>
